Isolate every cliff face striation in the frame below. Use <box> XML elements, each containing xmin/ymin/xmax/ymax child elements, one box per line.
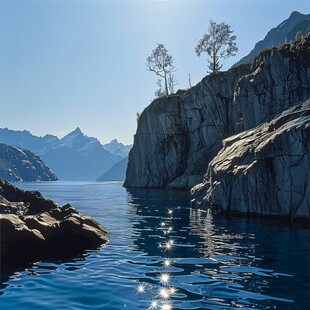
<box><xmin>125</xmin><ymin>35</ymin><xmax>310</xmax><ymax>190</ymax></box>
<box><xmin>191</xmin><ymin>100</ymin><xmax>310</xmax><ymax>219</ymax></box>
<box><xmin>0</xmin><ymin>143</ymin><xmax>58</xmax><ymax>182</ymax></box>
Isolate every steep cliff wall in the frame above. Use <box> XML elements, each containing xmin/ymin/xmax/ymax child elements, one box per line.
<box><xmin>125</xmin><ymin>36</ymin><xmax>310</xmax><ymax>189</ymax></box>
<box><xmin>191</xmin><ymin>99</ymin><xmax>310</xmax><ymax>219</ymax></box>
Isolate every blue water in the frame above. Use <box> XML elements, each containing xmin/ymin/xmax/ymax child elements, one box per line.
<box><xmin>1</xmin><ymin>182</ymin><xmax>309</xmax><ymax>310</ymax></box>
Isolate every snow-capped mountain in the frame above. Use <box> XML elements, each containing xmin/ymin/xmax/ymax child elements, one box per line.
<box><xmin>235</xmin><ymin>11</ymin><xmax>310</xmax><ymax>66</ymax></box>
<box><xmin>0</xmin><ymin>127</ymin><xmax>123</xmax><ymax>181</ymax></box>
<box><xmin>103</xmin><ymin>139</ymin><xmax>132</xmax><ymax>158</ymax></box>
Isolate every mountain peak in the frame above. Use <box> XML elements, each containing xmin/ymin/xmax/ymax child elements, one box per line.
<box><xmin>72</xmin><ymin>127</ymin><xmax>82</xmax><ymax>134</ymax></box>
<box><xmin>63</xmin><ymin>127</ymin><xmax>84</xmax><ymax>138</ymax></box>
<box><xmin>103</xmin><ymin>139</ymin><xmax>131</xmax><ymax>158</ymax></box>
<box><xmin>289</xmin><ymin>11</ymin><xmax>302</xmax><ymax>18</ymax></box>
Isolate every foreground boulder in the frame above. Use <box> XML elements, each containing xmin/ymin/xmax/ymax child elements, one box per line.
<box><xmin>191</xmin><ymin>100</ymin><xmax>310</xmax><ymax>219</ymax></box>
<box><xmin>0</xmin><ymin>179</ymin><xmax>108</xmax><ymax>266</ymax></box>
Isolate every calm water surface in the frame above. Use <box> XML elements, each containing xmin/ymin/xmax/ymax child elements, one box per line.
<box><xmin>1</xmin><ymin>182</ymin><xmax>309</xmax><ymax>310</ymax></box>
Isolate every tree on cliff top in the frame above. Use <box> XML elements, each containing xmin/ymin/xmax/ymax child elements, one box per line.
<box><xmin>146</xmin><ymin>43</ymin><xmax>177</xmax><ymax>97</ymax></box>
<box><xmin>195</xmin><ymin>20</ymin><xmax>238</xmax><ymax>73</ymax></box>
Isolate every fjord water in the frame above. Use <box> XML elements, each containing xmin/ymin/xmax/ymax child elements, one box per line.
<box><xmin>1</xmin><ymin>182</ymin><xmax>309</xmax><ymax>310</ymax></box>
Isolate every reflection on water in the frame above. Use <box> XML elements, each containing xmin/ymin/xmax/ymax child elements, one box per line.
<box><xmin>1</xmin><ymin>182</ymin><xmax>309</xmax><ymax>310</ymax></box>
<box><xmin>126</xmin><ymin>187</ymin><xmax>308</xmax><ymax>310</ymax></box>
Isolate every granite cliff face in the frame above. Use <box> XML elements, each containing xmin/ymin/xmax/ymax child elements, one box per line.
<box><xmin>0</xmin><ymin>143</ymin><xmax>57</xmax><ymax>182</ymax></box>
<box><xmin>191</xmin><ymin>100</ymin><xmax>310</xmax><ymax>219</ymax></box>
<box><xmin>125</xmin><ymin>35</ymin><xmax>310</xmax><ymax>189</ymax></box>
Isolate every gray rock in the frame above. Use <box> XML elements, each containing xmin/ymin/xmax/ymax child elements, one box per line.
<box><xmin>125</xmin><ymin>35</ymin><xmax>310</xmax><ymax>190</ymax></box>
<box><xmin>0</xmin><ymin>179</ymin><xmax>108</xmax><ymax>266</ymax></box>
<box><xmin>191</xmin><ymin>100</ymin><xmax>310</xmax><ymax>219</ymax></box>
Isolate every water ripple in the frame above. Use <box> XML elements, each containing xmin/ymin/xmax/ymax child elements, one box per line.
<box><xmin>1</xmin><ymin>182</ymin><xmax>309</xmax><ymax>309</ymax></box>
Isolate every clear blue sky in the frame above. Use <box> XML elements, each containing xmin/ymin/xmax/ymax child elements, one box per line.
<box><xmin>1</xmin><ymin>0</ymin><xmax>309</xmax><ymax>144</ymax></box>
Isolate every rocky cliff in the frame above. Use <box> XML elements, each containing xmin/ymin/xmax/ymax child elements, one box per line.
<box><xmin>125</xmin><ymin>35</ymin><xmax>310</xmax><ymax>189</ymax></box>
<box><xmin>191</xmin><ymin>99</ymin><xmax>310</xmax><ymax>219</ymax></box>
<box><xmin>0</xmin><ymin>143</ymin><xmax>58</xmax><ymax>182</ymax></box>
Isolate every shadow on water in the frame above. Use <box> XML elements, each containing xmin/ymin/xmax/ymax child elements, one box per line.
<box><xmin>0</xmin><ymin>247</ymin><xmax>96</xmax><ymax>295</ymax></box>
<box><xmin>126</xmin><ymin>187</ymin><xmax>310</xmax><ymax>310</ymax></box>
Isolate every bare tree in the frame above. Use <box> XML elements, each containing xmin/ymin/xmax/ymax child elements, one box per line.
<box><xmin>146</xmin><ymin>43</ymin><xmax>177</xmax><ymax>97</ymax></box>
<box><xmin>195</xmin><ymin>20</ymin><xmax>238</xmax><ymax>73</ymax></box>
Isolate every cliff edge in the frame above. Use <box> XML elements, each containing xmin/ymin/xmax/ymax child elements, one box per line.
<box><xmin>125</xmin><ymin>35</ymin><xmax>310</xmax><ymax>190</ymax></box>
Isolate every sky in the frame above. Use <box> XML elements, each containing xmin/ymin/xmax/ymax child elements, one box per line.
<box><xmin>1</xmin><ymin>0</ymin><xmax>309</xmax><ymax>145</ymax></box>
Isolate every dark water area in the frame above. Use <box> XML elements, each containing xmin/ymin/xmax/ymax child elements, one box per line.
<box><xmin>1</xmin><ymin>182</ymin><xmax>309</xmax><ymax>309</ymax></box>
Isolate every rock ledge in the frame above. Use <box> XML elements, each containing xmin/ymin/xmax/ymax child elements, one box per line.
<box><xmin>191</xmin><ymin>100</ymin><xmax>310</xmax><ymax>219</ymax></box>
<box><xmin>0</xmin><ymin>179</ymin><xmax>108</xmax><ymax>266</ymax></box>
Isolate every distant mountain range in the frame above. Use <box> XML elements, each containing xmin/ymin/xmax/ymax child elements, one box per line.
<box><xmin>235</xmin><ymin>11</ymin><xmax>310</xmax><ymax>66</ymax></box>
<box><xmin>0</xmin><ymin>143</ymin><xmax>58</xmax><ymax>182</ymax></box>
<box><xmin>0</xmin><ymin>127</ymin><xmax>131</xmax><ymax>181</ymax></box>
<box><xmin>103</xmin><ymin>139</ymin><xmax>132</xmax><ymax>158</ymax></box>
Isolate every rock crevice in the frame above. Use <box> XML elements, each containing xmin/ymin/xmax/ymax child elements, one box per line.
<box><xmin>191</xmin><ymin>100</ymin><xmax>310</xmax><ymax>219</ymax></box>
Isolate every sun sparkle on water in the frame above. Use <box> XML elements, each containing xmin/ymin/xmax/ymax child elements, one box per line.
<box><xmin>169</xmin><ymin>287</ymin><xmax>176</xmax><ymax>294</ymax></box>
<box><xmin>161</xmin><ymin>303</ymin><xmax>172</xmax><ymax>310</ymax></box>
<box><xmin>149</xmin><ymin>300</ymin><xmax>158</xmax><ymax>309</ymax></box>
<box><xmin>159</xmin><ymin>288</ymin><xmax>170</xmax><ymax>299</ymax></box>
<box><xmin>164</xmin><ymin>258</ymin><xmax>171</xmax><ymax>267</ymax></box>
<box><xmin>137</xmin><ymin>284</ymin><xmax>145</xmax><ymax>293</ymax></box>
<box><xmin>165</xmin><ymin>239</ymin><xmax>174</xmax><ymax>250</ymax></box>
<box><xmin>160</xmin><ymin>273</ymin><xmax>170</xmax><ymax>284</ymax></box>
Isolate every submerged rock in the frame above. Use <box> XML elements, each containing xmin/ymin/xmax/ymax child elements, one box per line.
<box><xmin>0</xmin><ymin>179</ymin><xmax>108</xmax><ymax>267</ymax></box>
<box><xmin>191</xmin><ymin>100</ymin><xmax>310</xmax><ymax>219</ymax></box>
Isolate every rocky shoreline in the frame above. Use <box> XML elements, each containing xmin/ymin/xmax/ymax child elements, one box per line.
<box><xmin>124</xmin><ymin>35</ymin><xmax>310</xmax><ymax>220</ymax></box>
<box><xmin>0</xmin><ymin>179</ymin><xmax>108</xmax><ymax>268</ymax></box>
